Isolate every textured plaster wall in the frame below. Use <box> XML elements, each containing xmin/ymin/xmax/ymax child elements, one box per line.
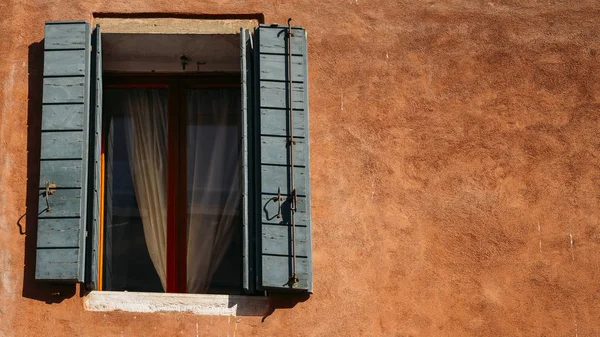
<box><xmin>1</xmin><ymin>1</ymin><xmax>600</xmax><ymax>336</ymax></box>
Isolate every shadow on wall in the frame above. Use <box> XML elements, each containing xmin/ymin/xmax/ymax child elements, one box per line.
<box><xmin>223</xmin><ymin>292</ymin><xmax>310</xmax><ymax>318</ymax></box>
<box><xmin>19</xmin><ymin>41</ymin><xmax>77</xmax><ymax>304</ymax></box>
<box><xmin>259</xmin><ymin>292</ymin><xmax>310</xmax><ymax>321</ymax></box>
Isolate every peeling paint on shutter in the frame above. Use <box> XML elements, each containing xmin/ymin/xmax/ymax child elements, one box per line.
<box><xmin>253</xmin><ymin>24</ymin><xmax>313</xmax><ymax>292</ymax></box>
<box><xmin>36</xmin><ymin>21</ymin><xmax>91</xmax><ymax>282</ymax></box>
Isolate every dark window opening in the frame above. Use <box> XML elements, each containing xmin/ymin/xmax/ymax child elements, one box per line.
<box><xmin>102</xmin><ymin>75</ymin><xmax>243</xmax><ymax>294</ymax></box>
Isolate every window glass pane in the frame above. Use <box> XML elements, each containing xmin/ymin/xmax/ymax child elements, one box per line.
<box><xmin>104</xmin><ymin>88</ymin><xmax>167</xmax><ymax>292</ymax></box>
<box><xmin>186</xmin><ymin>88</ymin><xmax>242</xmax><ymax>294</ymax></box>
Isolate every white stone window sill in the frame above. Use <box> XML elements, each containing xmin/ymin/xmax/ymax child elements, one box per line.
<box><xmin>84</xmin><ymin>291</ymin><xmax>268</xmax><ymax>316</ymax></box>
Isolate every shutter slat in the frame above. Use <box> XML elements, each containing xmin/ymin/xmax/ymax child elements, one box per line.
<box><xmin>44</xmin><ymin>22</ymin><xmax>87</xmax><ymax>50</ymax></box>
<box><xmin>37</xmin><ymin>189</ymin><xmax>82</xmax><ymax>217</ymax></box>
<box><xmin>39</xmin><ymin>160</ymin><xmax>82</xmax><ymax>188</ymax></box>
<box><xmin>42</xmin><ymin>77</ymin><xmax>86</xmax><ymax>103</ymax></box>
<box><xmin>40</xmin><ymin>132</ymin><xmax>83</xmax><ymax>159</ymax></box>
<box><xmin>35</xmin><ymin>249</ymin><xmax>80</xmax><ymax>280</ymax></box>
<box><xmin>254</xmin><ymin>24</ymin><xmax>313</xmax><ymax>292</ymax></box>
<box><xmin>261</xmin><ymin>136</ymin><xmax>307</xmax><ymax>166</ymax></box>
<box><xmin>260</xmin><ymin>109</ymin><xmax>306</xmax><ymax>138</ymax></box>
<box><xmin>43</xmin><ymin>50</ymin><xmax>86</xmax><ymax>76</ymax></box>
<box><xmin>262</xmin><ymin>225</ymin><xmax>309</xmax><ymax>256</ymax></box>
<box><xmin>260</xmin><ymin>81</ymin><xmax>305</xmax><ymax>110</ymax></box>
<box><xmin>42</xmin><ymin>105</ymin><xmax>84</xmax><ymax>130</ymax></box>
<box><xmin>37</xmin><ymin>219</ymin><xmax>81</xmax><ymax>248</ymax></box>
<box><xmin>261</xmin><ymin>256</ymin><xmax>310</xmax><ymax>289</ymax></box>
<box><xmin>261</xmin><ymin>166</ymin><xmax>308</xmax><ymax>196</ymax></box>
<box><xmin>261</xmin><ymin>195</ymin><xmax>309</xmax><ymax>226</ymax></box>
<box><xmin>258</xmin><ymin>27</ymin><xmax>305</xmax><ymax>55</ymax></box>
<box><xmin>259</xmin><ymin>54</ymin><xmax>305</xmax><ymax>82</ymax></box>
<box><xmin>36</xmin><ymin>20</ymin><xmax>91</xmax><ymax>283</ymax></box>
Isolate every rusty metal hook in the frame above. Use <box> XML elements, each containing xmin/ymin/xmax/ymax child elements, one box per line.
<box><xmin>286</xmin><ymin>274</ymin><xmax>299</xmax><ymax>288</ymax></box>
<box><xmin>286</xmin><ymin>18</ymin><xmax>295</xmax><ymax>36</ymax></box>
<box><xmin>45</xmin><ymin>181</ymin><xmax>56</xmax><ymax>212</ymax></box>
<box><xmin>272</xmin><ymin>187</ymin><xmax>282</xmax><ymax>218</ymax></box>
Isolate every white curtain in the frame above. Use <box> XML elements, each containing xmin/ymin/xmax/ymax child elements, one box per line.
<box><xmin>122</xmin><ymin>88</ymin><xmax>240</xmax><ymax>294</ymax></box>
<box><xmin>186</xmin><ymin>88</ymin><xmax>240</xmax><ymax>293</ymax></box>
<box><xmin>123</xmin><ymin>89</ymin><xmax>168</xmax><ymax>291</ymax></box>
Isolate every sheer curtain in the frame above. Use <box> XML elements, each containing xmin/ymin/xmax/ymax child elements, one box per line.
<box><xmin>120</xmin><ymin>87</ymin><xmax>240</xmax><ymax>293</ymax></box>
<box><xmin>123</xmin><ymin>89</ymin><xmax>168</xmax><ymax>291</ymax></box>
<box><xmin>186</xmin><ymin>88</ymin><xmax>240</xmax><ymax>293</ymax></box>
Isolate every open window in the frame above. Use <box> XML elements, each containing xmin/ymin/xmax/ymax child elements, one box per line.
<box><xmin>103</xmin><ymin>76</ymin><xmax>243</xmax><ymax>294</ymax></box>
<box><xmin>36</xmin><ymin>19</ymin><xmax>313</xmax><ymax>294</ymax></box>
<box><xmin>100</xmin><ymin>32</ymin><xmax>245</xmax><ymax>294</ymax></box>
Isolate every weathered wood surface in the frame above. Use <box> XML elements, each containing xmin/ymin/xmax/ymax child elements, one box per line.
<box><xmin>261</xmin><ymin>195</ymin><xmax>308</xmax><ymax>226</ymax></box>
<box><xmin>259</xmin><ymin>54</ymin><xmax>305</xmax><ymax>82</ymax></box>
<box><xmin>39</xmin><ymin>160</ymin><xmax>82</xmax><ymax>188</ymax></box>
<box><xmin>43</xmin><ymin>50</ymin><xmax>86</xmax><ymax>76</ymax></box>
<box><xmin>256</xmin><ymin>24</ymin><xmax>312</xmax><ymax>291</ymax></box>
<box><xmin>89</xmin><ymin>24</ymin><xmax>103</xmax><ymax>289</ymax></box>
<box><xmin>37</xmin><ymin>21</ymin><xmax>90</xmax><ymax>283</ymax></box>
<box><xmin>261</xmin><ymin>165</ymin><xmax>308</xmax><ymax>196</ymax></box>
<box><xmin>258</xmin><ymin>27</ymin><xmax>305</xmax><ymax>55</ymax></box>
<box><xmin>241</xmin><ymin>27</ymin><xmax>252</xmax><ymax>293</ymax></box>
<box><xmin>44</xmin><ymin>22</ymin><xmax>87</xmax><ymax>50</ymax></box>
<box><xmin>37</xmin><ymin>219</ymin><xmax>81</xmax><ymax>248</ymax></box>
<box><xmin>260</xmin><ymin>109</ymin><xmax>306</xmax><ymax>137</ymax></box>
<box><xmin>260</xmin><ymin>136</ymin><xmax>307</xmax><ymax>166</ymax></box>
<box><xmin>262</xmin><ymin>225</ymin><xmax>309</xmax><ymax>256</ymax></box>
<box><xmin>35</xmin><ymin>248</ymin><xmax>80</xmax><ymax>281</ymax></box>
<box><xmin>261</xmin><ymin>255</ymin><xmax>310</xmax><ymax>289</ymax></box>
<box><xmin>37</xmin><ymin>189</ymin><xmax>82</xmax><ymax>217</ymax></box>
<box><xmin>259</xmin><ymin>81</ymin><xmax>305</xmax><ymax>110</ymax></box>
<box><xmin>40</xmin><ymin>132</ymin><xmax>83</xmax><ymax>159</ymax></box>
<box><xmin>42</xmin><ymin>77</ymin><xmax>86</xmax><ymax>104</ymax></box>
<box><xmin>42</xmin><ymin>104</ymin><xmax>84</xmax><ymax>130</ymax></box>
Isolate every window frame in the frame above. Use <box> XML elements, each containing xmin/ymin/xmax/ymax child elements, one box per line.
<box><xmin>102</xmin><ymin>72</ymin><xmax>241</xmax><ymax>293</ymax></box>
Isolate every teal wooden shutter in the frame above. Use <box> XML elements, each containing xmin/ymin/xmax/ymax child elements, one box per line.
<box><xmin>251</xmin><ymin>24</ymin><xmax>313</xmax><ymax>292</ymax></box>
<box><xmin>241</xmin><ymin>28</ymin><xmax>255</xmax><ymax>293</ymax></box>
<box><xmin>36</xmin><ymin>21</ymin><xmax>91</xmax><ymax>282</ymax></box>
<box><xmin>87</xmin><ymin>24</ymin><xmax>102</xmax><ymax>289</ymax></box>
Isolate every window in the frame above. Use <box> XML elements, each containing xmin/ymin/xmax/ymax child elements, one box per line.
<box><xmin>35</xmin><ymin>19</ymin><xmax>313</xmax><ymax>294</ymax></box>
<box><xmin>103</xmin><ymin>75</ymin><xmax>242</xmax><ymax>294</ymax></box>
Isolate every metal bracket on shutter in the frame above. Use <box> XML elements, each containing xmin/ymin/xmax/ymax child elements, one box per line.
<box><xmin>45</xmin><ymin>181</ymin><xmax>56</xmax><ymax>212</ymax></box>
<box><xmin>272</xmin><ymin>187</ymin><xmax>282</xmax><ymax>218</ymax></box>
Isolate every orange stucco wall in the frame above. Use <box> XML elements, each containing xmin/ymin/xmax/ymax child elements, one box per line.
<box><xmin>2</xmin><ymin>1</ymin><xmax>600</xmax><ymax>336</ymax></box>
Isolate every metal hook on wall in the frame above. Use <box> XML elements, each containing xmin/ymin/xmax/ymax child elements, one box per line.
<box><xmin>180</xmin><ymin>55</ymin><xmax>191</xmax><ymax>71</ymax></box>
